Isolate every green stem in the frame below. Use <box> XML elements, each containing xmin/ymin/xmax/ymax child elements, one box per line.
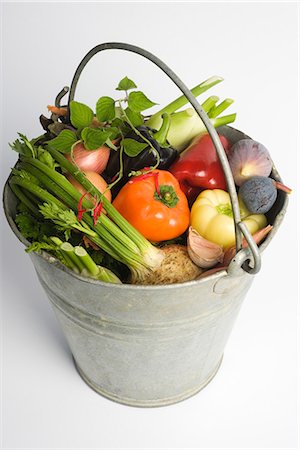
<box><xmin>17</xmin><ymin>159</ymin><xmax>151</xmax><ymax>271</ymax></box>
<box><xmin>19</xmin><ymin>160</ymin><xmax>143</xmax><ymax>260</ymax></box>
<box><xmin>106</xmin><ymin>140</ymin><xmax>125</xmax><ymax>191</ymax></box>
<box><xmin>49</xmin><ymin>237</ymin><xmax>80</xmax><ymax>272</ymax></box>
<box><xmin>42</xmin><ymin>149</ymin><xmax>156</xmax><ymax>254</ymax></box>
<box><xmin>10</xmin><ymin>175</ymin><xmax>66</xmax><ymax>209</ymax></box>
<box><xmin>74</xmin><ymin>246</ymin><xmax>122</xmax><ymax>283</ymax></box>
<box><xmin>201</xmin><ymin>96</ymin><xmax>219</xmax><ymax>113</ymax></box>
<box><xmin>146</xmin><ymin>76</ymin><xmax>224</xmax><ymax>129</ymax></box>
<box><xmin>119</xmin><ymin>102</ymin><xmax>161</xmax><ymax>170</ymax></box>
<box><xmin>60</xmin><ymin>242</ymin><xmax>86</xmax><ymax>272</ymax></box>
<box><xmin>11</xmin><ymin>170</ymin><xmax>123</xmax><ymax>263</ymax></box>
<box><xmin>74</xmin><ymin>246</ymin><xmax>99</xmax><ymax>276</ymax></box>
<box><xmin>208</xmin><ymin>98</ymin><xmax>234</xmax><ymax>119</ymax></box>
<box><xmin>95</xmin><ymin>266</ymin><xmax>122</xmax><ymax>284</ymax></box>
<box><xmin>9</xmin><ymin>183</ymin><xmax>41</xmax><ymax>218</ymax></box>
<box><xmin>213</xmin><ymin>113</ymin><xmax>237</xmax><ymax>128</ymax></box>
<box><xmin>153</xmin><ymin>113</ymin><xmax>171</xmax><ymax>146</ymax></box>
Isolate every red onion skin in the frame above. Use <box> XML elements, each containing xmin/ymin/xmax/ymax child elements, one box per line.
<box><xmin>66</xmin><ymin>142</ymin><xmax>110</xmax><ymax>174</ymax></box>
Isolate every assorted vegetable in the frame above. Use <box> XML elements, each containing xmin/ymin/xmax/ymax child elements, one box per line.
<box><xmin>190</xmin><ymin>189</ymin><xmax>268</xmax><ymax>249</ymax></box>
<box><xmin>112</xmin><ymin>169</ymin><xmax>190</xmax><ymax>242</ymax></box>
<box><xmin>169</xmin><ymin>133</ymin><xmax>231</xmax><ymax>203</ymax></box>
<box><xmin>7</xmin><ymin>74</ymin><xmax>291</xmax><ymax>285</ymax></box>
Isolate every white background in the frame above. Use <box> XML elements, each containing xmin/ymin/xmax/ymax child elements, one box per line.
<box><xmin>0</xmin><ymin>2</ymin><xmax>299</xmax><ymax>449</ymax></box>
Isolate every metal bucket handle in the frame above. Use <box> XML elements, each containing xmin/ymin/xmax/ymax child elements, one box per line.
<box><xmin>54</xmin><ymin>42</ymin><xmax>260</xmax><ymax>275</ymax></box>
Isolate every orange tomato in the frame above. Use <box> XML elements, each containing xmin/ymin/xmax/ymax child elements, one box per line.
<box><xmin>112</xmin><ymin>169</ymin><xmax>190</xmax><ymax>242</ymax></box>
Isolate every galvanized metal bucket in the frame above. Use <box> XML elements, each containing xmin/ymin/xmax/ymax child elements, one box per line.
<box><xmin>3</xmin><ymin>43</ymin><xmax>288</xmax><ymax>407</ymax></box>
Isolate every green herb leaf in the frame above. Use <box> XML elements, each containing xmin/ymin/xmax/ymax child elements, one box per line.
<box><xmin>96</xmin><ymin>96</ymin><xmax>116</xmax><ymax>122</ymax></box>
<box><xmin>15</xmin><ymin>213</ymin><xmax>40</xmax><ymax>240</ymax></box>
<box><xmin>47</xmin><ymin>130</ymin><xmax>78</xmax><ymax>153</ymax></box>
<box><xmin>122</xmin><ymin>138</ymin><xmax>148</xmax><ymax>157</ymax></box>
<box><xmin>26</xmin><ymin>241</ymin><xmax>57</xmax><ymax>254</ymax></box>
<box><xmin>9</xmin><ymin>133</ymin><xmax>37</xmax><ymax>158</ymax></box>
<box><xmin>116</xmin><ymin>76</ymin><xmax>137</xmax><ymax>91</ymax></box>
<box><xmin>125</xmin><ymin>107</ymin><xmax>144</xmax><ymax>127</ymax></box>
<box><xmin>15</xmin><ymin>211</ymin><xmax>58</xmax><ymax>242</ymax></box>
<box><xmin>128</xmin><ymin>91</ymin><xmax>157</xmax><ymax>113</ymax></box>
<box><xmin>37</xmin><ymin>147</ymin><xmax>59</xmax><ymax>170</ymax></box>
<box><xmin>81</xmin><ymin>127</ymin><xmax>112</xmax><ymax>150</ymax></box>
<box><xmin>70</xmin><ymin>100</ymin><xmax>94</xmax><ymax>129</ymax></box>
<box><xmin>11</xmin><ymin>168</ymin><xmax>41</xmax><ymax>185</ymax></box>
<box><xmin>107</xmin><ymin>126</ymin><xmax>121</xmax><ymax>140</ymax></box>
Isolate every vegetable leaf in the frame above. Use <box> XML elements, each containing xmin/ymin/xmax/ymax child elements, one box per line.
<box><xmin>125</xmin><ymin>107</ymin><xmax>144</xmax><ymax>127</ymax></box>
<box><xmin>116</xmin><ymin>76</ymin><xmax>137</xmax><ymax>91</ymax></box>
<box><xmin>15</xmin><ymin>213</ymin><xmax>40</xmax><ymax>240</ymax></box>
<box><xmin>96</xmin><ymin>96</ymin><xmax>115</xmax><ymax>122</ymax></box>
<box><xmin>70</xmin><ymin>100</ymin><xmax>94</xmax><ymax>129</ymax></box>
<box><xmin>81</xmin><ymin>127</ymin><xmax>112</xmax><ymax>150</ymax></box>
<box><xmin>15</xmin><ymin>212</ymin><xmax>58</xmax><ymax>242</ymax></box>
<box><xmin>128</xmin><ymin>91</ymin><xmax>157</xmax><ymax>113</ymax></box>
<box><xmin>37</xmin><ymin>147</ymin><xmax>59</xmax><ymax>169</ymax></box>
<box><xmin>39</xmin><ymin>203</ymin><xmax>77</xmax><ymax>227</ymax></box>
<box><xmin>122</xmin><ymin>138</ymin><xmax>148</xmax><ymax>157</ymax></box>
<box><xmin>26</xmin><ymin>241</ymin><xmax>57</xmax><ymax>254</ymax></box>
<box><xmin>11</xmin><ymin>168</ymin><xmax>41</xmax><ymax>185</ymax></box>
<box><xmin>9</xmin><ymin>133</ymin><xmax>37</xmax><ymax>158</ymax></box>
<box><xmin>47</xmin><ymin>130</ymin><xmax>78</xmax><ymax>153</ymax></box>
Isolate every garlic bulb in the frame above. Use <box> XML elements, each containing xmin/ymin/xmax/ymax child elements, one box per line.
<box><xmin>187</xmin><ymin>226</ymin><xmax>224</xmax><ymax>268</ymax></box>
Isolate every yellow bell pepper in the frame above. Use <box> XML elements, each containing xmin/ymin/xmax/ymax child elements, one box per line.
<box><xmin>190</xmin><ymin>189</ymin><xmax>267</xmax><ymax>249</ymax></box>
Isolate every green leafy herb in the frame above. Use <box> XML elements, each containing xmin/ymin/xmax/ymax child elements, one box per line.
<box><xmin>39</xmin><ymin>202</ymin><xmax>95</xmax><ymax>242</ymax></box>
<box><xmin>37</xmin><ymin>147</ymin><xmax>59</xmax><ymax>169</ymax></box>
<box><xmin>128</xmin><ymin>91</ymin><xmax>157</xmax><ymax>113</ymax></box>
<box><xmin>47</xmin><ymin>129</ymin><xmax>78</xmax><ymax>153</ymax></box>
<box><xmin>124</xmin><ymin>107</ymin><xmax>144</xmax><ymax>127</ymax></box>
<box><xmin>70</xmin><ymin>100</ymin><xmax>94</xmax><ymax>129</ymax></box>
<box><xmin>122</xmin><ymin>138</ymin><xmax>148</xmax><ymax>157</ymax></box>
<box><xmin>26</xmin><ymin>241</ymin><xmax>58</xmax><ymax>254</ymax></box>
<box><xmin>9</xmin><ymin>133</ymin><xmax>36</xmax><ymax>158</ymax></box>
<box><xmin>96</xmin><ymin>96</ymin><xmax>116</xmax><ymax>122</ymax></box>
<box><xmin>40</xmin><ymin>203</ymin><xmax>78</xmax><ymax>228</ymax></box>
<box><xmin>15</xmin><ymin>213</ymin><xmax>40</xmax><ymax>240</ymax></box>
<box><xmin>15</xmin><ymin>211</ymin><xmax>58</xmax><ymax>242</ymax></box>
<box><xmin>116</xmin><ymin>76</ymin><xmax>137</xmax><ymax>91</ymax></box>
<box><xmin>11</xmin><ymin>168</ymin><xmax>41</xmax><ymax>186</ymax></box>
<box><xmin>81</xmin><ymin>127</ymin><xmax>112</xmax><ymax>150</ymax></box>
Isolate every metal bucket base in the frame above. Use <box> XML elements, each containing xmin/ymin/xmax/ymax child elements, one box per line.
<box><xmin>73</xmin><ymin>356</ymin><xmax>223</xmax><ymax>408</ymax></box>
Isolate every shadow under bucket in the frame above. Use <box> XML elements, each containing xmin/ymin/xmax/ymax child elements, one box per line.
<box><xmin>2</xmin><ymin>43</ymin><xmax>288</xmax><ymax>407</ymax></box>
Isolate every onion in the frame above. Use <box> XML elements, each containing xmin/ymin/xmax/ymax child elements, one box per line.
<box><xmin>68</xmin><ymin>171</ymin><xmax>112</xmax><ymax>202</ymax></box>
<box><xmin>66</xmin><ymin>142</ymin><xmax>110</xmax><ymax>174</ymax></box>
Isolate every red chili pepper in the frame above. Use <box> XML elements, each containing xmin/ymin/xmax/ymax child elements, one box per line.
<box><xmin>93</xmin><ymin>201</ymin><xmax>103</xmax><ymax>226</ymax></box>
<box><xmin>169</xmin><ymin>134</ymin><xmax>231</xmax><ymax>204</ymax></box>
<box><xmin>77</xmin><ymin>193</ymin><xmax>88</xmax><ymax>221</ymax></box>
<box><xmin>131</xmin><ymin>168</ymin><xmax>161</xmax><ymax>197</ymax></box>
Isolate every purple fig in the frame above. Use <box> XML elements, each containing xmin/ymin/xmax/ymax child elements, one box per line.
<box><xmin>228</xmin><ymin>139</ymin><xmax>273</xmax><ymax>186</ymax></box>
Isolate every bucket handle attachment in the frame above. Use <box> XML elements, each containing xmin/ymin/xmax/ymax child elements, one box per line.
<box><xmin>55</xmin><ymin>42</ymin><xmax>261</xmax><ymax>275</ymax></box>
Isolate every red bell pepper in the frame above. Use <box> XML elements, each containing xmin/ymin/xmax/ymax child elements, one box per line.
<box><xmin>169</xmin><ymin>133</ymin><xmax>231</xmax><ymax>203</ymax></box>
